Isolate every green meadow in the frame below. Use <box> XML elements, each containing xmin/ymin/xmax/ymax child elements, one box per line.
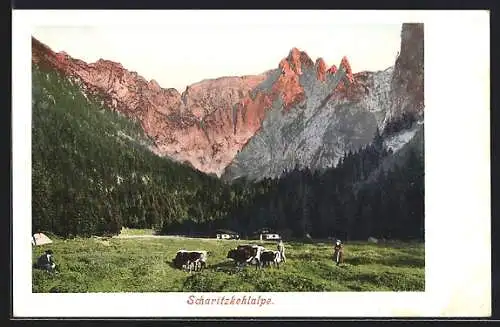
<box><xmin>32</xmin><ymin>232</ymin><xmax>424</xmax><ymax>293</ymax></box>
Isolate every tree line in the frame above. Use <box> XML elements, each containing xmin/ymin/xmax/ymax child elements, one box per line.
<box><xmin>32</xmin><ymin>65</ymin><xmax>424</xmax><ymax>241</ymax></box>
<box><xmin>202</xmin><ymin>127</ymin><xmax>424</xmax><ymax>241</ymax></box>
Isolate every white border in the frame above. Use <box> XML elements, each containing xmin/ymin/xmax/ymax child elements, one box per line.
<box><xmin>12</xmin><ymin>10</ymin><xmax>491</xmax><ymax>317</ymax></box>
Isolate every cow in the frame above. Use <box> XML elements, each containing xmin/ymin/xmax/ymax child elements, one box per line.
<box><xmin>227</xmin><ymin>244</ymin><xmax>265</xmax><ymax>269</ymax></box>
<box><xmin>33</xmin><ymin>249</ymin><xmax>57</xmax><ymax>273</ymax></box>
<box><xmin>260</xmin><ymin>250</ymin><xmax>282</xmax><ymax>268</ymax></box>
<box><xmin>172</xmin><ymin>251</ymin><xmax>191</xmax><ymax>271</ymax></box>
<box><xmin>190</xmin><ymin>250</ymin><xmax>208</xmax><ymax>271</ymax></box>
<box><xmin>173</xmin><ymin>250</ymin><xmax>208</xmax><ymax>272</ymax></box>
<box><xmin>333</xmin><ymin>240</ymin><xmax>344</xmax><ymax>266</ymax></box>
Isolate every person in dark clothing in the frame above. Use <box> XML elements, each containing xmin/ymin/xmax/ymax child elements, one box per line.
<box><xmin>333</xmin><ymin>240</ymin><xmax>344</xmax><ymax>266</ymax></box>
<box><xmin>34</xmin><ymin>249</ymin><xmax>57</xmax><ymax>273</ymax></box>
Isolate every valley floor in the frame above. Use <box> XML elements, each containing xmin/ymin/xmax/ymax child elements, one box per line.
<box><xmin>32</xmin><ymin>233</ymin><xmax>425</xmax><ymax>292</ymax></box>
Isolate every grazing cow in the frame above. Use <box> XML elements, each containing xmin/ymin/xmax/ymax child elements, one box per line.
<box><xmin>227</xmin><ymin>244</ymin><xmax>265</xmax><ymax>269</ymax></box>
<box><xmin>188</xmin><ymin>250</ymin><xmax>208</xmax><ymax>271</ymax></box>
<box><xmin>172</xmin><ymin>251</ymin><xmax>190</xmax><ymax>271</ymax></box>
<box><xmin>260</xmin><ymin>250</ymin><xmax>282</xmax><ymax>268</ymax></box>
<box><xmin>333</xmin><ymin>240</ymin><xmax>344</xmax><ymax>266</ymax></box>
<box><xmin>173</xmin><ymin>250</ymin><xmax>208</xmax><ymax>272</ymax></box>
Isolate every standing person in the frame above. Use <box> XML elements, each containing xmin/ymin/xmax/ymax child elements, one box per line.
<box><xmin>277</xmin><ymin>239</ymin><xmax>286</xmax><ymax>263</ymax></box>
<box><xmin>333</xmin><ymin>240</ymin><xmax>344</xmax><ymax>266</ymax></box>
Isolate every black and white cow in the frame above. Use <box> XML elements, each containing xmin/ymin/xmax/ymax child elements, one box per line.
<box><xmin>33</xmin><ymin>249</ymin><xmax>57</xmax><ymax>273</ymax></box>
<box><xmin>227</xmin><ymin>244</ymin><xmax>265</xmax><ymax>269</ymax></box>
<box><xmin>173</xmin><ymin>250</ymin><xmax>208</xmax><ymax>272</ymax></box>
<box><xmin>260</xmin><ymin>250</ymin><xmax>282</xmax><ymax>268</ymax></box>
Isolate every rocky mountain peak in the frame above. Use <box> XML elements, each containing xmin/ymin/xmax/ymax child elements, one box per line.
<box><xmin>327</xmin><ymin>64</ymin><xmax>338</xmax><ymax>74</ymax></box>
<box><xmin>92</xmin><ymin>58</ymin><xmax>124</xmax><ymax>70</ymax></box>
<box><xmin>149</xmin><ymin>79</ymin><xmax>161</xmax><ymax>91</ymax></box>
<box><xmin>340</xmin><ymin>56</ymin><xmax>354</xmax><ymax>83</ymax></box>
<box><xmin>315</xmin><ymin>57</ymin><xmax>327</xmax><ymax>82</ymax></box>
<box><xmin>283</xmin><ymin>47</ymin><xmax>314</xmax><ymax>75</ymax></box>
<box><xmin>388</xmin><ymin>23</ymin><xmax>424</xmax><ymax>121</ymax></box>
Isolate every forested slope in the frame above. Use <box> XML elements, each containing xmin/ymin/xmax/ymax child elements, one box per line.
<box><xmin>32</xmin><ymin>65</ymin><xmax>232</xmax><ymax>237</ymax></box>
<box><xmin>32</xmin><ymin>64</ymin><xmax>424</xmax><ymax>241</ymax></box>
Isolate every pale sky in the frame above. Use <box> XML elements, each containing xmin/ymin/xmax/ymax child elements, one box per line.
<box><xmin>33</xmin><ymin>24</ymin><xmax>402</xmax><ymax>92</ymax></box>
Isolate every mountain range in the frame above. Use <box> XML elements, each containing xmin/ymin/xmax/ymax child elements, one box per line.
<box><xmin>31</xmin><ymin>23</ymin><xmax>423</xmax><ymax>182</ymax></box>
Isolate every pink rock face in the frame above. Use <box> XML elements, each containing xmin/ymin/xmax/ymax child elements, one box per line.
<box><xmin>285</xmin><ymin>47</ymin><xmax>314</xmax><ymax>75</ymax></box>
<box><xmin>180</xmin><ymin>75</ymin><xmax>267</xmax><ymax>120</ymax></box>
<box><xmin>327</xmin><ymin>64</ymin><xmax>338</xmax><ymax>74</ymax></box>
<box><xmin>274</xmin><ymin>48</ymin><xmax>317</xmax><ymax>111</ymax></box>
<box><xmin>287</xmin><ymin>48</ymin><xmax>303</xmax><ymax>75</ymax></box>
<box><xmin>332</xmin><ymin>56</ymin><xmax>363</xmax><ymax>99</ymax></box>
<box><xmin>32</xmin><ymin>37</ymin><xmax>277</xmax><ymax>176</ymax></box>
<box><xmin>32</xmin><ymin>27</ymin><xmax>423</xmax><ymax>177</ymax></box>
<box><xmin>340</xmin><ymin>56</ymin><xmax>354</xmax><ymax>83</ymax></box>
<box><xmin>315</xmin><ymin>58</ymin><xmax>327</xmax><ymax>82</ymax></box>
<box><xmin>32</xmin><ymin>39</ymin><xmax>364</xmax><ymax>175</ymax></box>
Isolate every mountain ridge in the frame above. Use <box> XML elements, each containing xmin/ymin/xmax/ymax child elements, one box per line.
<box><xmin>32</xmin><ymin>37</ymin><xmax>356</xmax><ymax>177</ymax></box>
<box><xmin>221</xmin><ymin>23</ymin><xmax>423</xmax><ymax>181</ymax></box>
<box><xmin>31</xmin><ymin>23</ymin><xmax>423</xmax><ymax>181</ymax></box>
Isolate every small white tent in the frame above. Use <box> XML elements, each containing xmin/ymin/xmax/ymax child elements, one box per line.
<box><xmin>32</xmin><ymin>233</ymin><xmax>53</xmax><ymax>246</ymax></box>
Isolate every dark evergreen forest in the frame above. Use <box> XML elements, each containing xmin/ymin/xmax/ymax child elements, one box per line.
<box><xmin>32</xmin><ymin>65</ymin><xmax>424</xmax><ymax>241</ymax></box>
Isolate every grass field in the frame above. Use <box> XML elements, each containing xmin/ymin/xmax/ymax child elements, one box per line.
<box><xmin>32</xmin><ymin>233</ymin><xmax>425</xmax><ymax>293</ymax></box>
<box><xmin>119</xmin><ymin>227</ymin><xmax>156</xmax><ymax>236</ymax></box>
